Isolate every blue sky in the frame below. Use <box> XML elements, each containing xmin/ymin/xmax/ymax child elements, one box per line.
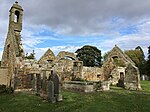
<box><xmin>0</xmin><ymin>0</ymin><xmax>150</xmax><ymax>60</ymax></box>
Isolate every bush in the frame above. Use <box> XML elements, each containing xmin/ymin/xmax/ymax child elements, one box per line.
<box><xmin>0</xmin><ymin>85</ymin><xmax>14</xmax><ymax>94</ymax></box>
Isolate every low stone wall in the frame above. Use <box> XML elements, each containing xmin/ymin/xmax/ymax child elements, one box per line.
<box><xmin>63</xmin><ymin>81</ymin><xmax>94</xmax><ymax>92</ymax></box>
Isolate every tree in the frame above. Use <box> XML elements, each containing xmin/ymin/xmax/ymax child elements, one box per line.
<box><xmin>145</xmin><ymin>46</ymin><xmax>150</xmax><ymax>76</ymax></box>
<box><xmin>103</xmin><ymin>51</ymin><xmax>110</xmax><ymax>61</ymax></box>
<box><xmin>25</xmin><ymin>50</ymin><xmax>35</xmax><ymax>59</ymax></box>
<box><xmin>125</xmin><ymin>46</ymin><xmax>146</xmax><ymax>75</ymax></box>
<box><xmin>0</xmin><ymin>61</ymin><xmax>1</xmax><ymax>66</ymax></box>
<box><xmin>75</xmin><ymin>45</ymin><xmax>102</xmax><ymax>67</ymax></box>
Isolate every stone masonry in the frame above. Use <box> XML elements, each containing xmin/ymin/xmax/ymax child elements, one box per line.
<box><xmin>0</xmin><ymin>1</ymin><xmax>141</xmax><ymax>91</ymax></box>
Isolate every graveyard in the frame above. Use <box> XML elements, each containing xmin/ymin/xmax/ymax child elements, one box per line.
<box><xmin>0</xmin><ymin>1</ymin><xmax>150</xmax><ymax>112</ymax></box>
<box><xmin>0</xmin><ymin>81</ymin><xmax>150</xmax><ymax>112</ymax></box>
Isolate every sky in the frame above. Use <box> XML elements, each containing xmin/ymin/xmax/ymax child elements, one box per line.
<box><xmin>0</xmin><ymin>0</ymin><xmax>150</xmax><ymax>60</ymax></box>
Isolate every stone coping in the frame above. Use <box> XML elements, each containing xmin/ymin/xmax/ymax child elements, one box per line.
<box><xmin>63</xmin><ymin>81</ymin><xmax>95</xmax><ymax>85</ymax></box>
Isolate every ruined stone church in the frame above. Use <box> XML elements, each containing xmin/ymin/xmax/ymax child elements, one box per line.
<box><xmin>0</xmin><ymin>1</ymin><xmax>141</xmax><ymax>91</ymax></box>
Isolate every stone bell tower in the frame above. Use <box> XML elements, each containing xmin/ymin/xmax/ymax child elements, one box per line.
<box><xmin>1</xmin><ymin>1</ymin><xmax>24</xmax><ymax>86</ymax></box>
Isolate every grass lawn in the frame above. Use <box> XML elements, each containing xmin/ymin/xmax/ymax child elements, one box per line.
<box><xmin>0</xmin><ymin>81</ymin><xmax>150</xmax><ymax>112</ymax></box>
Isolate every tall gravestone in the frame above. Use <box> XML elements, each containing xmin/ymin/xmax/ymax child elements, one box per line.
<box><xmin>47</xmin><ymin>70</ymin><xmax>63</xmax><ymax>102</ymax></box>
<box><xmin>40</xmin><ymin>71</ymin><xmax>48</xmax><ymax>99</ymax></box>
<box><xmin>47</xmin><ymin>80</ymin><xmax>56</xmax><ymax>103</ymax></box>
<box><xmin>36</xmin><ymin>74</ymin><xmax>41</xmax><ymax>94</ymax></box>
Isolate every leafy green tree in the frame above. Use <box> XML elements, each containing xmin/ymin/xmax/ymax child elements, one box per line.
<box><xmin>75</xmin><ymin>45</ymin><xmax>102</xmax><ymax>67</ymax></box>
<box><xmin>25</xmin><ymin>50</ymin><xmax>35</xmax><ymax>59</ymax></box>
<box><xmin>103</xmin><ymin>51</ymin><xmax>110</xmax><ymax>61</ymax></box>
<box><xmin>125</xmin><ymin>46</ymin><xmax>146</xmax><ymax>75</ymax></box>
<box><xmin>146</xmin><ymin>46</ymin><xmax>150</xmax><ymax>76</ymax></box>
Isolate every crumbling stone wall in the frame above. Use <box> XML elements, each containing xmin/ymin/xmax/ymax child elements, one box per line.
<box><xmin>125</xmin><ymin>64</ymin><xmax>141</xmax><ymax>90</ymax></box>
<box><xmin>0</xmin><ymin>67</ymin><xmax>8</xmax><ymax>85</ymax></box>
<box><xmin>110</xmin><ymin>67</ymin><xmax>126</xmax><ymax>85</ymax></box>
<box><xmin>82</xmin><ymin>67</ymin><xmax>103</xmax><ymax>81</ymax></box>
<box><xmin>39</xmin><ymin>49</ymin><xmax>55</xmax><ymax>64</ymax></box>
<box><xmin>101</xmin><ymin>58</ymin><xmax>116</xmax><ymax>81</ymax></box>
<box><xmin>55</xmin><ymin>51</ymin><xmax>78</xmax><ymax>62</ymax></box>
<box><xmin>0</xmin><ymin>2</ymin><xmax>142</xmax><ymax>93</ymax></box>
<box><xmin>54</xmin><ymin>59</ymin><xmax>74</xmax><ymax>81</ymax></box>
<box><xmin>1</xmin><ymin>2</ymin><xmax>24</xmax><ymax>87</ymax></box>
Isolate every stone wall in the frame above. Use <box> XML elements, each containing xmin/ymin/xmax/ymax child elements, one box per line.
<box><xmin>63</xmin><ymin>81</ymin><xmax>94</xmax><ymax>92</ymax></box>
<box><xmin>110</xmin><ymin>67</ymin><xmax>126</xmax><ymax>85</ymax></box>
<box><xmin>39</xmin><ymin>49</ymin><xmax>55</xmax><ymax>64</ymax></box>
<box><xmin>124</xmin><ymin>64</ymin><xmax>141</xmax><ymax>90</ymax></box>
<box><xmin>54</xmin><ymin>59</ymin><xmax>74</xmax><ymax>81</ymax></box>
<box><xmin>82</xmin><ymin>67</ymin><xmax>104</xmax><ymax>81</ymax></box>
<box><xmin>55</xmin><ymin>51</ymin><xmax>78</xmax><ymax>61</ymax></box>
<box><xmin>0</xmin><ymin>67</ymin><xmax>8</xmax><ymax>85</ymax></box>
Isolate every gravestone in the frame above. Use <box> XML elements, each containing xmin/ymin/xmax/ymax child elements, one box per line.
<box><xmin>47</xmin><ymin>80</ymin><xmax>56</xmax><ymax>103</ymax></box>
<box><xmin>48</xmin><ymin>70</ymin><xmax>63</xmax><ymax>102</ymax></box>
<box><xmin>31</xmin><ymin>75</ymin><xmax>35</xmax><ymax>91</ymax></box>
<box><xmin>53</xmin><ymin>73</ymin><xmax>63</xmax><ymax>101</ymax></box>
<box><xmin>36</xmin><ymin>74</ymin><xmax>41</xmax><ymax>94</ymax></box>
<box><xmin>40</xmin><ymin>72</ymin><xmax>48</xmax><ymax>99</ymax></box>
<box><xmin>100</xmin><ymin>81</ymin><xmax>110</xmax><ymax>91</ymax></box>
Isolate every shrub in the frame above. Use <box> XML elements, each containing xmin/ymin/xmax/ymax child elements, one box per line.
<box><xmin>0</xmin><ymin>85</ymin><xmax>14</xmax><ymax>94</ymax></box>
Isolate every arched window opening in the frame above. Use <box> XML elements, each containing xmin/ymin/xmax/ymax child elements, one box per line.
<box><xmin>14</xmin><ymin>11</ymin><xmax>20</xmax><ymax>23</ymax></box>
<box><xmin>112</xmin><ymin>56</ymin><xmax>119</xmax><ymax>64</ymax></box>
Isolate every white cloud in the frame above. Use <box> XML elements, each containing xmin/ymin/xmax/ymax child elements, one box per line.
<box><xmin>0</xmin><ymin>0</ymin><xmax>150</xmax><ymax>60</ymax></box>
<box><xmin>51</xmin><ymin>45</ymin><xmax>81</xmax><ymax>55</ymax></box>
<box><xmin>0</xmin><ymin>50</ymin><xmax>3</xmax><ymax>60</ymax></box>
<box><xmin>94</xmin><ymin>34</ymin><xmax>150</xmax><ymax>57</ymax></box>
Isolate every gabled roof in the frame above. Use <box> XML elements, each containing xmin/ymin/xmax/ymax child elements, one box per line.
<box><xmin>105</xmin><ymin>45</ymin><xmax>135</xmax><ymax>65</ymax></box>
<box><xmin>38</xmin><ymin>48</ymin><xmax>55</xmax><ymax>63</ymax></box>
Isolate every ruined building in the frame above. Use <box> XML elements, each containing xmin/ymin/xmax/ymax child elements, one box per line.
<box><xmin>0</xmin><ymin>1</ymin><xmax>141</xmax><ymax>91</ymax></box>
<box><xmin>0</xmin><ymin>1</ymin><xmax>24</xmax><ymax>86</ymax></box>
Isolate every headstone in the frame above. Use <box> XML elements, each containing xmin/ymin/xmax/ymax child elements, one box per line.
<box><xmin>40</xmin><ymin>72</ymin><xmax>47</xmax><ymax>99</ymax></box>
<box><xmin>52</xmin><ymin>71</ymin><xmax>63</xmax><ymax>101</ymax></box>
<box><xmin>31</xmin><ymin>74</ymin><xmax>35</xmax><ymax>91</ymax></box>
<box><xmin>141</xmin><ymin>75</ymin><xmax>145</xmax><ymax>81</ymax></box>
<box><xmin>40</xmin><ymin>70</ymin><xmax>63</xmax><ymax>102</ymax></box>
<box><xmin>100</xmin><ymin>81</ymin><xmax>110</xmax><ymax>91</ymax></box>
<box><xmin>42</xmin><ymin>71</ymin><xmax>47</xmax><ymax>92</ymax></box>
<box><xmin>47</xmin><ymin>80</ymin><xmax>56</xmax><ymax>103</ymax></box>
<box><xmin>36</xmin><ymin>74</ymin><xmax>41</xmax><ymax>94</ymax></box>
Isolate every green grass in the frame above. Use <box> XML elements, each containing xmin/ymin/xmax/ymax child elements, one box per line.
<box><xmin>0</xmin><ymin>81</ymin><xmax>150</xmax><ymax>112</ymax></box>
<box><xmin>141</xmin><ymin>80</ymin><xmax>150</xmax><ymax>92</ymax></box>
